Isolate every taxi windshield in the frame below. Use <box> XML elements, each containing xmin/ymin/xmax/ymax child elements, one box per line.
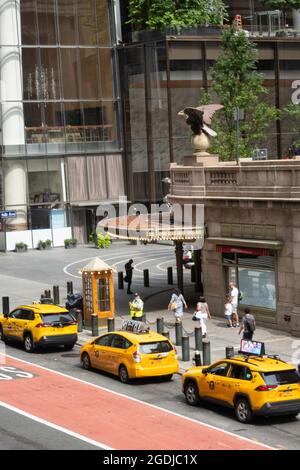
<box><xmin>139</xmin><ymin>341</ymin><xmax>173</xmax><ymax>354</ymax></box>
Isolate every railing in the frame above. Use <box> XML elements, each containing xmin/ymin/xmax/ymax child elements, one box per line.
<box><xmin>170</xmin><ymin>158</ymin><xmax>300</xmax><ymax>201</ymax></box>
<box><xmin>208</xmin><ymin>171</ymin><xmax>238</xmax><ymax>185</ymax></box>
<box><xmin>25</xmin><ymin>125</ymin><xmax>113</xmax><ymax>144</ymax></box>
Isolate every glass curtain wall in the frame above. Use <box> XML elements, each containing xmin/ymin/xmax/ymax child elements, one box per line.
<box><xmin>19</xmin><ymin>0</ymin><xmax>119</xmax><ymax>155</ymax></box>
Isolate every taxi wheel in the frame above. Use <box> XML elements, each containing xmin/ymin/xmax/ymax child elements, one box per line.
<box><xmin>235</xmin><ymin>398</ymin><xmax>253</xmax><ymax>423</ymax></box>
<box><xmin>24</xmin><ymin>334</ymin><xmax>35</xmax><ymax>353</ymax></box>
<box><xmin>81</xmin><ymin>352</ymin><xmax>91</xmax><ymax>370</ymax></box>
<box><xmin>184</xmin><ymin>381</ymin><xmax>200</xmax><ymax>406</ymax></box>
<box><xmin>119</xmin><ymin>365</ymin><xmax>130</xmax><ymax>384</ymax></box>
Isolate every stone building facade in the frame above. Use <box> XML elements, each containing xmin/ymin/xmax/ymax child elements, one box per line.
<box><xmin>169</xmin><ymin>156</ymin><xmax>300</xmax><ymax>336</ymax></box>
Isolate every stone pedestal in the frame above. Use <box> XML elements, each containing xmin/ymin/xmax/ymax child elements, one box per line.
<box><xmin>184</xmin><ymin>154</ymin><xmax>220</xmax><ymax>167</ymax></box>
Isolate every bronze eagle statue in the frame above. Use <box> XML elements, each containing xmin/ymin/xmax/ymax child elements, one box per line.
<box><xmin>178</xmin><ymin>104</ymin><xmax>223</xmax><ymax>137</ymax></box>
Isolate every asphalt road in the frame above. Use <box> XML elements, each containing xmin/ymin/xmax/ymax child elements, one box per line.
<box><xmin>0</xmin><ymin>244</ymin><xmax>300</xmax><ymax>450</ymax></box>
<box><xmin>1</xmin><ymin>342</ymin><xmax>299</xmax><ymax>450</ymax></box>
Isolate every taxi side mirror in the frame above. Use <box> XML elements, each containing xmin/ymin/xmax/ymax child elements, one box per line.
<box><xmin>3</xmin><ymin>313</ymin><xmax>9</xmax><ymax>319</ymax></box>
<box><xmin>202</xmin><ymin>368</ymin><xmax>208</xmax><ymax>375</ymax></box>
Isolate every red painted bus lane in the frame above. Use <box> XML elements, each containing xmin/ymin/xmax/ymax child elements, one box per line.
<box><xmin>0</xmin><ymin>355</ymin><xmax>271</xmax><ymax>450</ymax></box>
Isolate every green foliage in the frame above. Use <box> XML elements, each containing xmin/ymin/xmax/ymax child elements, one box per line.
<box><xmin>96</xmin><ymin>232</ymin><xmax>111</xmax><ymax>249</ymax></box>
<box><xmin>64</xmin><ymin>238</ymin><xmax>77</xmax><ymax>248</ymax></box>
<box><xmin>37</xmin><ymin>239</ymin><xmax>52</xmax><ymax>249</ymax></box>
<box><xmin>202</xmin><ymin>28</ymin><xmax>279</xmax><ymax>160</ymax></box>
<box><xmin>127</xmin><ymin>0</ymin><xmax>228</xmax><ymax>30</ymax></box>
<box><xmin>15</xmin><ymin>242</ymin><xmax>28</xmax><ymax>251</ymax></box>
<box><xmin>259</xmin><ymin>0</ymin><xmax>300</xmax><ymax>10</ymax></box>
<box><xmin>281</xmin><ymin>104</ymin><xmax>300</xmax><ymax>147</ymax></box>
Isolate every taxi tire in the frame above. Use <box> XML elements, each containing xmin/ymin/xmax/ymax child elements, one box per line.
<box><xmin>235</xmin><ymin>397</ymin><xmax>253</xmax><ymax>423</ymax></box>
<box><xmin>81</xmin><ymin>352</ymin><xmax>91</xmax><ymax>370</ymax></box>
<box><xmin>119</xmin><ymin>364</ymin><xmax>130</xmax><ymax>384</ymax></box>
<box><xmin>24</xmin><ymin>333</ymin><xmax>35</xmax><ymax>353</ymax></box>
<box><xmin>184</xmin><ymin>381</ymin><xmax>200</xmax><ymax>406</ymax></box>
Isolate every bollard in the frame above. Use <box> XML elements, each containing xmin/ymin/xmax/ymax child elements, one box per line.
<box><xmin>45</xmin><ymin>289</ymin><xmax>51</xmax><ymax>298</ymax></box>
<box><xmin>91</xmin><ymin>314</ymin><xmax>99</xmax><ymax>336</ymax></box>
<box><xmin>194</xmin><ymin>350</ymin><xmax>202</xmax><ymax>367</ymax></box>
<box><xmin>156</xmin><ymin>317</ymin><xmax>164</xmax><ymax>335</ymax></box>
<box><xmin>226</xmin><ymin>346</ymin><xmax>235</xmax><ymax>359</ymax></box>
<box><xmin>143</xmin><ymin>269</ymin><xmax>149</xmax><ymax>287</ymax></box>
<box><xmin>56</xmin><ymin>285</ymin><xmax>60</xmax><ymax>304</ymax></box>
<box><xmin>162</xmin><ymin>331</ymin><xmax>170</xmax><ymax>339</ymax></box>
<box><xmin>167</xmin><ymin>267</ymin><xmax>173</xmax><ymax>285</ymax></box>
<box><xmin>2</xmin><ymin>296</ymin><xmax>9</xmax><ymax>315</ymax></box>
<box><xmin>175</xmin><ymin>320</ymin><xmax>183</xmax><ymax>346</ymax></box>
<box><xmin>182</xmin><ymin>336</ymin><xmax>190</xmax><ymax>362</ymax></box>
<box><xmin>118</xmin><ymin>271</ymin><xmax>124</xmax><ymax>290</ymax></box>
<box><xmin>76</xmin><ymin>309</ymin><xmax>83</xmax><ymax>333</ymax></box>
<box><xmin>195</xmin><ymin>327</ymin><xmax>203</xmax><ymax>351</ymax></box>
<box><xmin>191</xmin><ymin>265</ymin><xmax>196</xmax><ymax>283</ymax></box>
<box><xmin>67</xmin><ymin>281</ymin><xmax>73</xmax><ymax>294</ymax></box>
<box><xmin>53</xmin><ymin>286</ymin><xmax>59</xmax><ymax>305</ymax></box>
<box><xmin>203</xmin><ymin>340</ymin><xmax>211</xmax><ymax>366</ymax></box>
<box><xmin>298</xmin><ymin>364</ymin><xmax>300</xmax><ymax>376</ymax></box>
<box><xmin>107</xmin><ymin>317</ymin><xmax>115</xmax><ymax>332</ymax></box>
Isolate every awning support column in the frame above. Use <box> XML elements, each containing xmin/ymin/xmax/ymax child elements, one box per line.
<box><xmin>175</xmin><ymin>241</ymin><xmax>184</xmax><ymax>294</ymax></box>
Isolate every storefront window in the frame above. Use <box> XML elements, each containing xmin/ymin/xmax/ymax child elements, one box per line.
<box><xmin>238</xmin><ymin>267</ymin><xmax>276</xmax><ymax>310</ymax></box>
<box><xmin>223</xmin><ymin>251</ymin><xmax>276</xmax><ymax>310</ymax></box>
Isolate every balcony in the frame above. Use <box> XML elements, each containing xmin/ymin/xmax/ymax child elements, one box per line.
<box><xmin>169</xmin><ymin>156</ymin><xmax>300</xmax><ymax>202</ymax></box>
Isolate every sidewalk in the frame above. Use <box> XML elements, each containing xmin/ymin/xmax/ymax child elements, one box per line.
<box><xmin>77</xmin><ymin>295</ymin><xmax>299</xmax><ymax>374</ymax></box>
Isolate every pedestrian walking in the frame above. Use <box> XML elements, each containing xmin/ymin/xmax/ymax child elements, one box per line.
<box><xmin>238</xmin><ymin>308</ymin><xmax>256</xmax><ymax>340</ymax></box>
<box><xmin>224</xmin><ymin>296</ymin><xmax>233</xmax><ymax>328</ymax></box>
<box><xmin>124</xmin><ymin>259</ymin><xmax>134</xmax><ymax>294</ymax></box>
<box><xmin>229</xmin><ymin>281</ymin><xmax>240</xmax><ymax>327</ymax></box>
<box><xmin>129</xmin><ymin>293</ymin><xmax>144</xmax><ymax>321</ymax></box>
<box><xmin>194</xmin><ymin>296</ymin><xmax>211</xmax><ymax>337</ymax></box>
<box><xmin>168</xmin><ymin>288</ymin><xmax>187</xmax><ymax>322</ymax></box>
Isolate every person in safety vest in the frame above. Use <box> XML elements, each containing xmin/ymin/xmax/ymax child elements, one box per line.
<box><xmin>129</xmin><ymin>293</ymin><xmax>144</xmax><ymax>321</ymax></box>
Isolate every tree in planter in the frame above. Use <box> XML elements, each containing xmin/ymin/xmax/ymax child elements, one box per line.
<box><xmin>127</xmin><ymin>0</ymin><xmax>228</xmax><ymax>31</ymax></box>
<box><xmin>201</xmin><ymin>27</ymin><xmax>278</xmax><ymax>160</ymax></box>
<box><xmin>281</xmin><ymin>104</ymin><xmax>300</xmax><ymax>153</ymax></box>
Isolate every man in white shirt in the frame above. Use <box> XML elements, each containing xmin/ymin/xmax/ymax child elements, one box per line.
<box><xmin>229</xmin><ymin>282</ymin><xmax>239</xmax><ymax>327</ymax></box>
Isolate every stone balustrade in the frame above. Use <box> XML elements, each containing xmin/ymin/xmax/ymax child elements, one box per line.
<box><xmin>170</xmin><ymin>156</ymin><xmax>300</xmax><ymax>201</ymax></box>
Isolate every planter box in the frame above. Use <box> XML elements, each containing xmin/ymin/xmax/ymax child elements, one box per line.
<box><xmin>15</xmin><ymin>247</ymin><xmax>27</xmax><ymax>253</ymax></box>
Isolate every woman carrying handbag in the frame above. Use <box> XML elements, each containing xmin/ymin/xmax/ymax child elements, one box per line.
<box><xmin>193</xmin><ymin>296</ymin><xmax>211</xmax><ymax>337</ymax></box>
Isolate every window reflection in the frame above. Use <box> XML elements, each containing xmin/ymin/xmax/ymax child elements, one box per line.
<box><xmin>57</xmin><ymin>0</ymin><xmax>77</xmax><ymax>45</ymax></box>
<box><xmin>37</xmin><ymin>0</ymin><xmax>57</xmax><ymax>45</ymax></box>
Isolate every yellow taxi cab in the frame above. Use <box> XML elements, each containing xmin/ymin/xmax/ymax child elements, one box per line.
<box><xmin>0</xmin><ymin>304</ymin><xmax>78</xmax><ymax>352</ymax></box>
<box><xmin>80</xmin><ymin>320</ymin><xmax>179</xmax><ymax>383</ymax></box>
<box><xmin>182</xmin><ymin>340</ymin><xmax>300</xmax><ymax>423</ymax></box>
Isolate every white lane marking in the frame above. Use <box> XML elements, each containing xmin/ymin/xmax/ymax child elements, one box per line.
<box><xmin>0</xmin><ymin>353</ymin><xmax>274</xmax><ymax>450</ymax></box>
<box><xmin>0</xmin><ymin>401</ymin><xmax>113</xmax><ymax>450</ymax></box>
<box><xmin>156</xmin><ymin>259</ymin><xmax>176</xmax><ymax>272</ymax></box>
<box><xmin>63</xmin><ymin>250</ymin><xmax>176</xmax><ymax>280</ymax></box>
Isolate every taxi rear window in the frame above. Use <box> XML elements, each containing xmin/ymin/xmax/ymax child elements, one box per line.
<box><xmin>261</xmin><ymin>370</ymin><xmax>300</xmax><ymax>386</ymax></box>
<box><xmin>40</xmin><ymin>312</ymin><xmax>74</xmax><ymax>325</ymax></box>
<box><xmin>139</xmin><ymin>341</ymin><xmax>173</xmax><ymax>354</ymax></box>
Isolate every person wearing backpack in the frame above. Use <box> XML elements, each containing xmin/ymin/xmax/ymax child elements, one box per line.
<box><xmin>238</xmin><ymin>308</ymin><xmax>256</xmax><ymax>340</ymax></box>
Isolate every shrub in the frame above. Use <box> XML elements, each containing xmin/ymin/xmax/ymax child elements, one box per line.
<box><xmin>15</xmin><ymin>242</ymin><xmax>28</xmax><ymax>251</ymax></box>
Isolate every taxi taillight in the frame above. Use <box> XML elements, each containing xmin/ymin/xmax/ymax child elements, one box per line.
<box><xmin>255</xmin><ymin>385</ymin><xmax>278</xmax><ymax>391</ymax></box>
<box><xmin>35</xmin><ymin>323</ymin><xmax>51</xmax><ymax>328</ymax></box>
<box><xmin>133</xmin><ymin>350</ymin><xmax>141</xmax><ymax>363</ymax></box>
